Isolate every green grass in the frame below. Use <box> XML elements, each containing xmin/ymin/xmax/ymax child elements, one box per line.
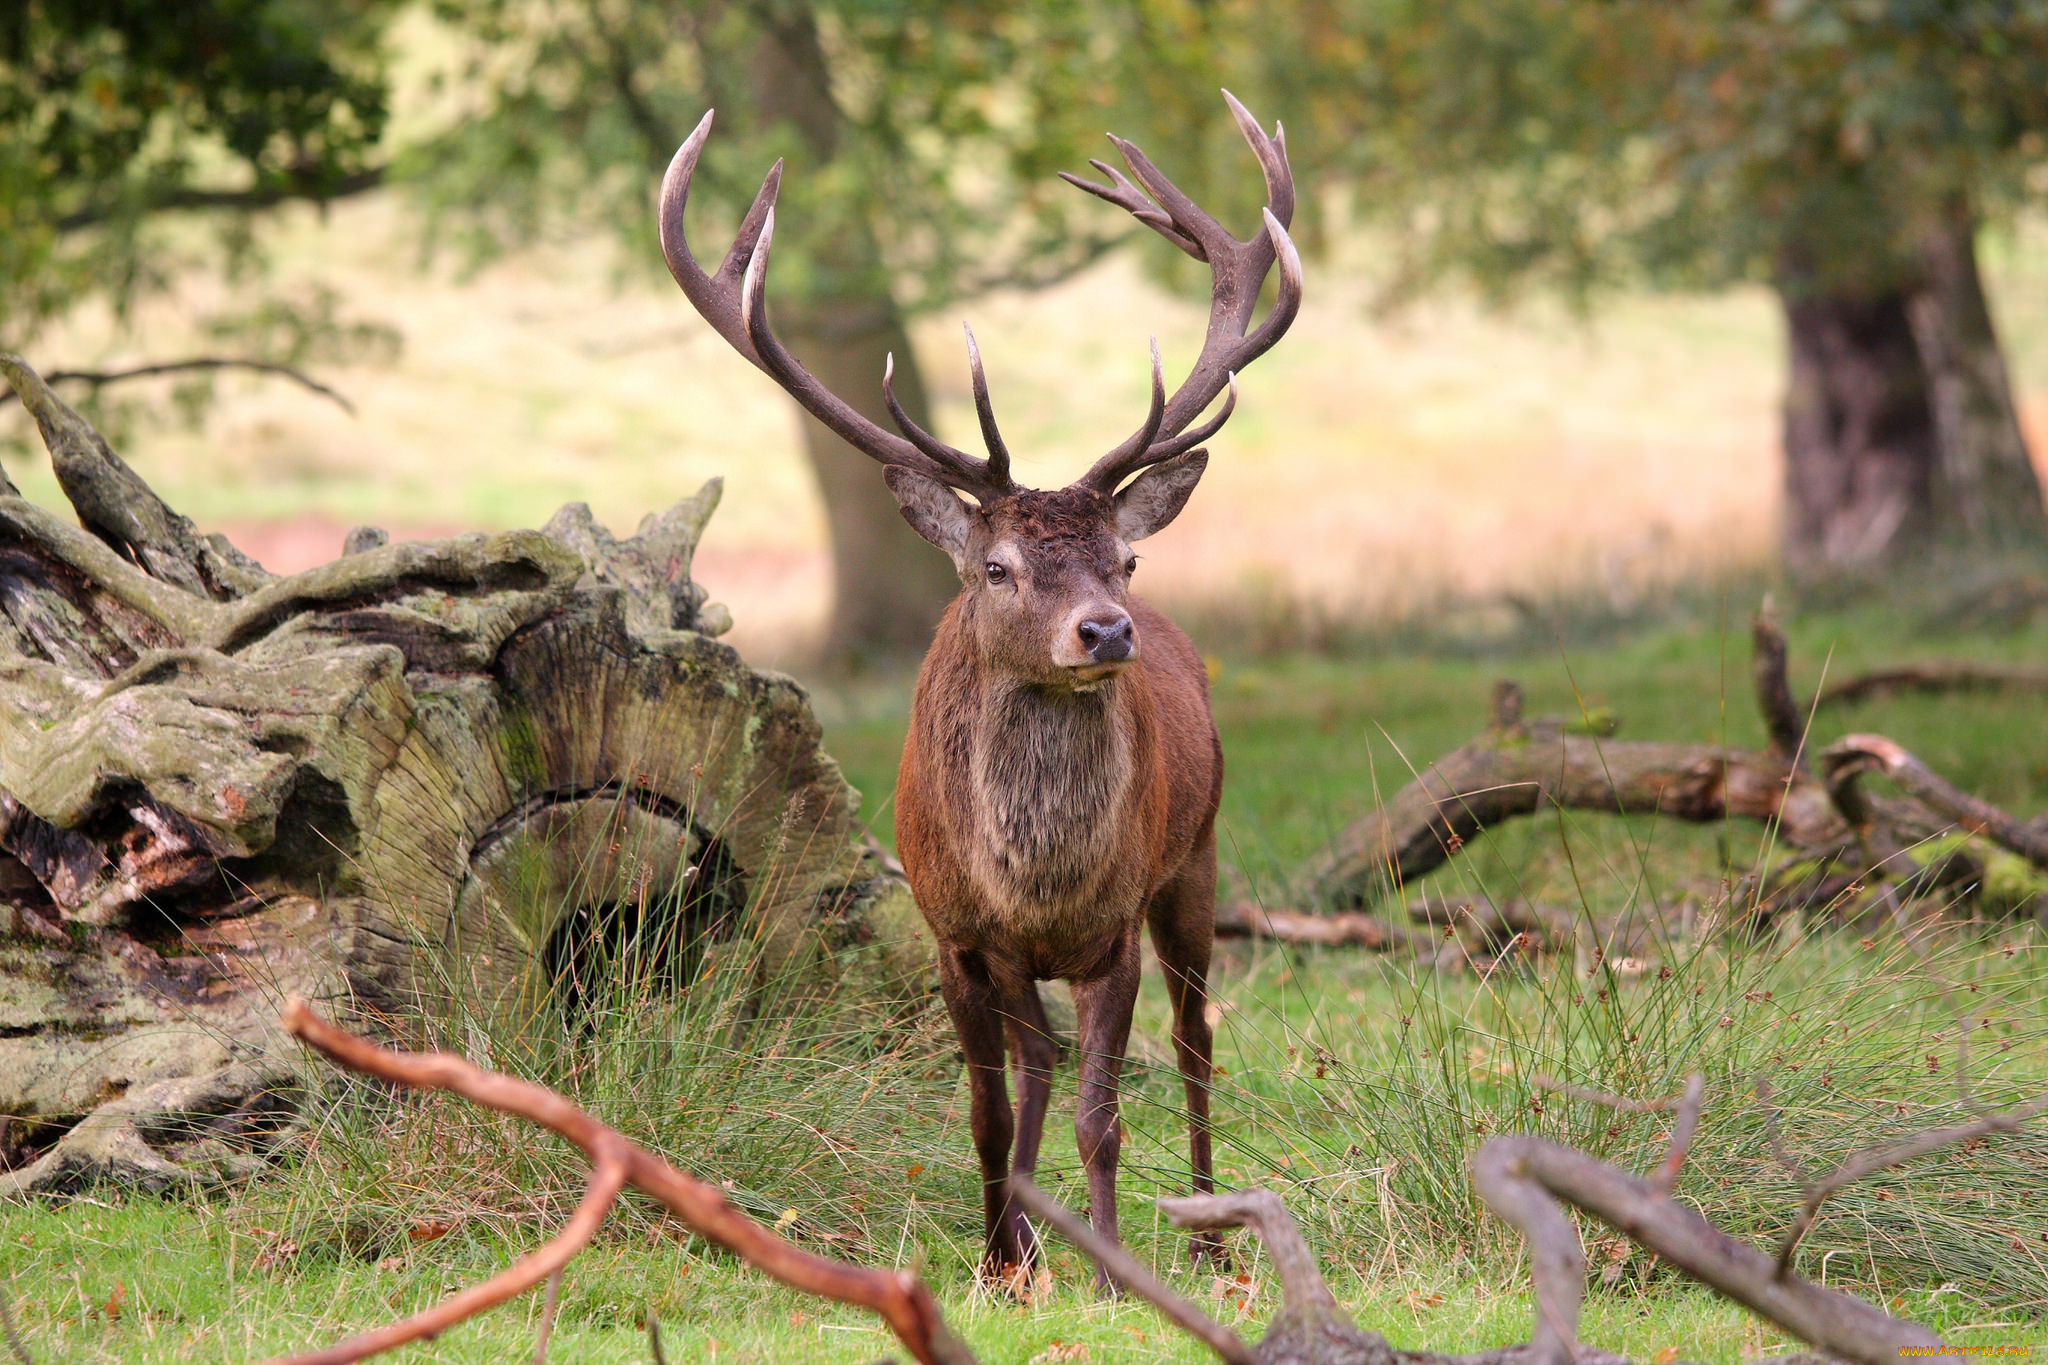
<box><xmin>6</xmin><ymin>602</ymin><xmax>2048</xmax><ymax>1362</ymax></box>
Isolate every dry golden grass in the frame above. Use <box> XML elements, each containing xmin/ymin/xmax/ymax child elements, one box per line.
<box><xmin>12</xmin><ymin>194</ymin><xmax>2048</xmax><ymax>660</ymax></box>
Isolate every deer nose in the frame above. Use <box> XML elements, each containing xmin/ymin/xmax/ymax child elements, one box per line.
<box><xmin>1076</xmin><ymin>613</ymin><xmax>1134</xmax><ymax>663</ymax></box>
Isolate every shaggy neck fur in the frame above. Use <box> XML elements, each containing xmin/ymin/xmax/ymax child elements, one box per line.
<box><xmin>966</xmin><ymin>675</ymin><xmax>1134</xmax><ymax>911</ymax></box>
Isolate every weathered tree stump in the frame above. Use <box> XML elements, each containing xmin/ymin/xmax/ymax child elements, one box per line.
<box><xmin>0</xmin><ymin>354</ymin><xmax>909</xmax><ymax>1194</ymax></box>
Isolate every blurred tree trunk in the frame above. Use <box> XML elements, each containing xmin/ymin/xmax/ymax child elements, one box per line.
<box><xmin>746</xmin><ymin>3</ymin><xmax>958</xmax><ymax>666</ymax></box>
<box><xmin>1776</xmin><ymin>258</ymin><xmax>1940</xmax><ymax>571</ymax></box>
<box><xmin>1907</xmin><ymin>211</ymin><xmax>2048</xmax><ymax>550</ymax></box>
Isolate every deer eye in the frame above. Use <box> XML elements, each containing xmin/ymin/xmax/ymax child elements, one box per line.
<box><xmin>985</xmin><ymin>561</ymin><xmax>1007</xmax><ymax>585</ymax></box>
<box><xmin>1124</xmin><ymin>556</ymin><xmax>1138</xmax><ymax>576</ymax></box>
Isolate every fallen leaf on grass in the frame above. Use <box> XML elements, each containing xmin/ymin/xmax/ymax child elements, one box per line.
<box><xmin>1031</xmin><ymin>1341</ymin><xmax>1089</xmax><ymax>1362</ymax></box>
<box><xmin>999</xmin><ymin>1262</ymin><xmax>1055</xmax><ymax>1305</ymax></box>
<box><xmin>1654</xmin><ymin>1347</ymin><xmax>1681</xmax><ymax>1364</ymax></box>
<box><xmin>102</xmin><ymin>1281</ymin><xmax>124</xmax><ymax>1321</ymax></box>
<box><xmin>1400</xmin><ymin>1288</ymin><xmax>1446</xmax><ymax>1310</ymax></box>
<box><xmin>408</xmin><ymin>1219</ymin><xmax>455</xmax><ymax>1243</ymax></box>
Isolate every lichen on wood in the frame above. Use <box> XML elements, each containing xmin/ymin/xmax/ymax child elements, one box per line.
<box><xmin>0</xmin><ymin>354</ymin><xmax>903</xmax><ymax>1194</ymax></box>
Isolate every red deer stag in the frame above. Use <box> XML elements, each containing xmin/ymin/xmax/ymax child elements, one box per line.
<box><xmin>658</xmin><ymin>93</ymin><xmax>1300</xmax><ymax>1287</ymax></box>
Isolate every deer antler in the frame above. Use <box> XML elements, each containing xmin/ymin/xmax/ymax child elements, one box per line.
<box><xmin>658</xmin><ymin>111</ymin><xmax>1014</xmax><ymax>502</ymax></box>
<box><xmin>1067</xmin><ymin>90</ymin><xmax>1303</xmax><ymax>494</ymax></box>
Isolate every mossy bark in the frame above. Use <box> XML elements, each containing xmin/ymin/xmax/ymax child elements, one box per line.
<box><xmin>0</xmin><ymin>354</ymin><xmax>911</xmax><ymax>1194</ymax></box>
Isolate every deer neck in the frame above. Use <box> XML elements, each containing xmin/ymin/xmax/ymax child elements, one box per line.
<box><xmin>964</xmin><ymin>674</ymin><xmax>1139</xmax><ymax>912</ymax></box>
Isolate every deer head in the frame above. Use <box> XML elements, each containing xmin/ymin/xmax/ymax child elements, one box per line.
<box><xmin>658</xmin><ymin>92</ymin><xmax>1301</xmax><ymax>688</ymax></box>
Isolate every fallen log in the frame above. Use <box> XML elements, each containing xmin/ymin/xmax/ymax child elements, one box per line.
<box><xmin>1815</xmin><ymin>660</ymin><xmax>2048</xmax><ymax>710</ymax></box>
<box><xmin>1303</xmin><ymin>611</ymin><xmax>2045</xmax><ymax>922</ymax></box>
<box><xmin>1303</xmin><ymin>719</ymin><xmax>1845</xmax><ymax>911</ymax></box>
<box><xmin>0</xmin><ymin>355</ymin><xmax>915</xmax><ymax>1194</ymax></box>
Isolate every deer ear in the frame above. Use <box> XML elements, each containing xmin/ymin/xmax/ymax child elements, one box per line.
<box><xmin>883</xmin><ymin>467</ymin><xmax>975</xmax><ymax>561</ymax></box>
<box><xmin>1113</xmin><ymin>449</ymin><xmax>1209</xmax><ymax>541</ymax></box>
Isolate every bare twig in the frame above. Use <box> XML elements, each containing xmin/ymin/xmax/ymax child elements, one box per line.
<box><xmin>1751</xmin><ymin>608</ymin><xmax>1809</xmax><ymax>768</ymax></box>
<box><xmin>1530</xmin><ymin>1073</ymin><xmax>1703</xmax><ymax>1191</ymax></box>
<box><xmin>1656</xmin><ymin>1073</ymin><xmax>1707</xmax><ymax>1192</ymax></box>
<box><xmin>1154</xmin><ymin>1189</ymin><xmax>1333</xmax><ymax>1314</ymax></box>
<box><xmin>1815</xmin><ymin>661</ymin><xmax>2048</xmax><ymax>710</ymax></box>
<box><xmin>1472</xmin><ymin>1138</ymin><xmax>1945</xmax><ymax>1365</ymax></box>
<box><xmin>268</xmin><ymin>1000</ymin><xmax>977</xmax><ymax>1365</ymax></box>
<box><xmin>1822</xmin><ymin>733</ymin><xmax>2048</xmax><ymax>868</ymax></box>
<box><xmin>0</xmin><ymin>358</ymin><xmax>355</xmax><ymax>414</ymax></box>
<box><xmin>1752</xmin><ymin>1074</ymin><xmax>1812</xmax><ymax>1193</ymax></box>
<box><xmin>1531</xmin><ymin>1075</ymin><xmax>1687</xmax><ymax>1114</ymax></box>
<box><xmin>0</xmin><ymin>1293</ymin><xmax>32</xmax><ymax>1365</ymax></box>
<box><xmin>1007</xmin><ymin>1179</ymin><xmax>1254</xmax><ymax>1365</ymax></box>
<box><xmin>1305</xmin><ymin>710</ymin><xmax>1844</xmax><ymax>909</ymax></box>
<box><xmin>533</xmin><ymin>1268</ymin><xmax>563</xmax><ymax>1364</ymax></box>
<box><xmin>1213</xmin><ymin>900</ymin><xmax>1433</xmax><ymax>951</ymax></box>
<box><xmin>1772</xmin><ymin>1090</ymin><xmax>2048</xmax><ymax>1280</ymax></box>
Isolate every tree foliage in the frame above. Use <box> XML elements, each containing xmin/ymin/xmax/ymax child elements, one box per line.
<box><xmin>0</xmin><ymin>0</ymin><xmax>395</xmax><ymax>335</ymax></box>
<box><xmin>406</xmin><ymin>0</ymin><xmax>1261</xmax><ymax>315</ymax></box>
<box><xmin>1254</xmin><ymin>0</ymin><xmax>2048</xmax><ymax>300</ymax></box>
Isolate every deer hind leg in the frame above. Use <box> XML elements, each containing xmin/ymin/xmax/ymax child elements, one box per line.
<box><xmin>1147</xmin><ymin>840</ymin><xmax>1228</xmax><ymax>1266</ymax></box>
<box><xmin>1069</xmin><ymin>928</ymin><xmax>1142</xmax><ymax>1293</ymax></box>
<box><xmin>938</xmin><ymin>947</ymin><xmax>1032</xmax><ymax>1280</ymax></box>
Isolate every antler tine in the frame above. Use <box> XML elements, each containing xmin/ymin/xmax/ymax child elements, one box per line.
<box><xmin>1078</xmin><ymin>94</ymin><xmax>1303</xmax><ymax>493</ymax></box>
<box><xmin>658</xmin><ymin>111</ymin><xmax>782</xmax><ymax>361</ymax></box>
<box><xmin>1222</xmin><ymin>88</ymin><xmax>1296</xmax><ymax>228</ymax></box>
<box><xmin>1057</xmin><ymin>160</ymin><xmax>1203</xmax><ymax>260</ymax></box>
<box><xmin>882</xmin><ymin>351</ymin><xmax>984</xmax><ymax>480</ymax></box>
<box><xmin>664</xmin><ymin>110</ymin><xmax>1006</xmax><ymax>498</ymax></box>
<box><xmin>961</xmin><ymin>324</ymin><xmax>1013</xmax><ymax>490</ymax></box>
<box><xmin>1147</xmin><ymin>372</ymin><xmax>1236</xmax><ymax>462</ymax></box>
<box><xmin>1084</xmin><ymin>338</ymin><xmax>1170</xmax><ymax>493</ymax></box>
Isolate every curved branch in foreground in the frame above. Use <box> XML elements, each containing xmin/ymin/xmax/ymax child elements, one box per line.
<box><xmin>268</xmin><ymin>1001</ymin><xmax>977</xmax><ymax>1365</ymax></box>
<box><xmin>1470</xmin><ymin>1138</ymin><xmax>1944</xmax><ymax>1365</ymax></box>
<box><xmin>1007</xmin><ymin>1179</ymin><xmax>1255</xmax><ymax>1365</ymax></box>
<box><xmin>0</xmin><ymin>357</ymin><xmax>355</xmax><ymax>414</ymax></box>
<box><xmin>1822</xmin><ymin>733</ymin><xmax>2048</xmax><ymax>868</ymax></box>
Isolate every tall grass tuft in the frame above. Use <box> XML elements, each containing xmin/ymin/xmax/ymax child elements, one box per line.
<box><xmin>236</xmin><ymin>857</ymin><xmax>981</xmax><ymax>1289</ymax></box>
<box><xmin>1104</xmin><ymin>918</ymin><xmax>2048</xmax><ymax>1313</ymax></box>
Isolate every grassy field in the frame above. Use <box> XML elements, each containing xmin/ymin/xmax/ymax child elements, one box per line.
<box><xmin>6</xmin><ymin>603</ymin><xmax>2047</xmax><ymax>1363</ymax></box>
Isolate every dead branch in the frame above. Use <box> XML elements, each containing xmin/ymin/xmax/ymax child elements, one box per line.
<box><xmin>1822</xmin><ymin>733</ymin><xmax>2048</xmax><ymax>868</ymax></box>
<box><xmin>1304</xmin><ymin>717</ymin><xmax>1844</xmax><ymax>909</ymax></box>
<box><xmin>0</xmin><ymin>1295</ymin><xmax>31</xmax><ymax>1365</ymax></box>
<box><xmin>0</xmin><ymin>356</ymin><xmax>354</xmax><ymax>414</ymax></box>
<box><xmin>1470</xmin><ymin>1138</ymin><xmax>1943</xmax><ymax>1365</ymax></box>
<box><xmin>1751</xmin><ymin>608</ymin><xmax>1809</xmax><ymax>766</ymax></box>
<box><xmin>1534</xmin><ymin>1073</ymin><xmax>1704</xmax><ymax>1194</ymax></box>
<box><xmin>1772</xmin><ymin>1089</ymin><xmax>2048</xmax><ymax>1280</ymax></box>
<box><xmin>1007</xmin><ymin>1179</ymin><xmax>1255</xmax><ymax>1365</ymax></box>
<box><xmin>1815</xmin><ymin>660</ymin><xmax>2048</xmax><ymax>710</ymax></box>
<box><xmin>269</xmin><ymin>1000</ymin><xmax>977</xmax><ymax>1365</ymax></box>
<box><xmin>1213</xmin><ymin>900</ymin><xmax>1435</xmax><ymax>951</ymax></box>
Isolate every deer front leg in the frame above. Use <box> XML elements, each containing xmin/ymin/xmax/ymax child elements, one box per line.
<box><xmin>1005</xmin><ymin>981</ymin><xmax>1060</xmax><ymax>1190</ymax></box>
<box><xmin>1147</xmin><ymin>844</ymin><xmax>1229</xmax><ymax>1267</ymax></box>
<box><xmin>1069</xmin><ymin>931</ymin><xmax>1142</xmax><ymax>1294</ymax></box>
<box><xmin>938</xmin><ymin>948</ymin><xmax>1034</xmax><ymax>1280</ymax></box>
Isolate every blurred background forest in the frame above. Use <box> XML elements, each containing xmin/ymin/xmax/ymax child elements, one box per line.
<box><xmin>9</xmin><ymin>0</ymin><xmax>2048</xmax><ymax>675</ymax></box>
